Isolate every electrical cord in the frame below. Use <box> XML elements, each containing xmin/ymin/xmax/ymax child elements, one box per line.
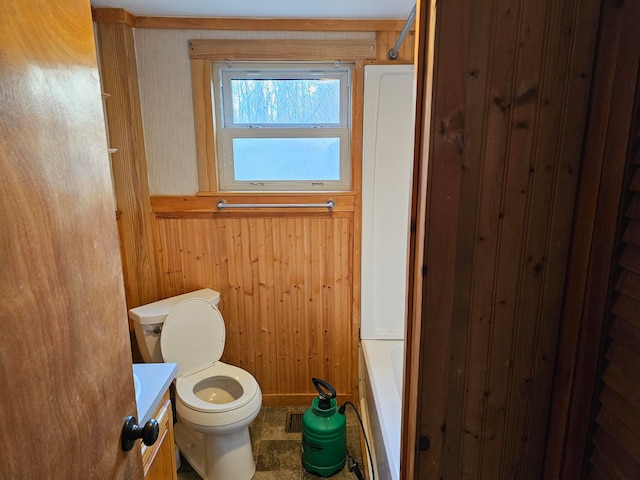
<box><xmin>339</xmin><ymin>401</ymin><xmax>375</xmax><ymax>480</ymax></box>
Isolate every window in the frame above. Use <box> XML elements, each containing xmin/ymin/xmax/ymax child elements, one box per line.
<box><xmin>213</xmin><ymin>62</ymin><xmax>352</xmax><ymax>191</ymax></box>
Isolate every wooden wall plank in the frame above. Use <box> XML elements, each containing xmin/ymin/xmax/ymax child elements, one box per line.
<box><xmin>410</xmin><ymin>0</ymin><xmax>601</xmax><ymax>476</ymax></box>
<box><xmin>95</xmin><ymin>21</ymin><xmax>159</xmax><ymax>311</ymax></box>
<box><xmin>414</xmin><ymin>0</ymin><xmax>469</xmax><ymax>475</ymax></box>
<box><xmin>460</xmin><ymin>0</ymin><xmax>523</xmax><ymax>476</ymax></box>
<box><xmin>545</xmin><ymin>0</ymin><xmax>640</xmax><ymax>476</ymax></box>
<box><xmin>134</xmin><ymin>16</ymin><xmax>409</xmax><ymax>32</ymax></box>
<box><xmin>439</xmin><ymin>0</ymin><xmax>493</xmax><ymax>474</ymax></box>
<box><xmin>513</xmin><ymin>0</ymin><xmax>600</xmax><ymax>474</ymax></box>
<box><xmin>401</xmin><ymin>1</ymin><xmax>435</xmax><ymax>476</ymax></box>
<box><xmin>375</xmin><ymin>31</ymin><xmax>415</xmax><ymax>63</ymax></box>
<box><xmin>151</xmin><ymin>194</ymin><xmax>356</xmax><ymax>215</ymax></box>
<box><xmin>478</xmin><ymin>0</ymin><xmax>545</xmax><ymax>474</ymax></box>
<box><xmin>190</xmin><ymin>59</ymin><xmax>217</xmax><ymax>192</ymax></box>
<box><xmin>497</xmin><ymin>0</ymin><xmax>553</xmax><ymax>474</ymax></box>
<box><xmin>92</xmin><ymin>7</ymin><xmax>135</xmax><ymax>26</ymax></box>
<box><xmin>153</xmin><ymin>215</ymin><xmax>353</xmax><ymax>404</ymax></box>
<box><xmin>91</xmin><ymin>8</ymin><xmax>411</xmax><ymax>33</ymax></box>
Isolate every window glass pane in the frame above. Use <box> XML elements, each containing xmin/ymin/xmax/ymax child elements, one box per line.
<box><xmin>230</xmin><ymin>79</ymin><xmax>341</xmax><ymax>125</ymax></box>
<box><xmin>232</xmin><ymin>137</ymin><xmax>341</xmax><ymax>181</ymax></box>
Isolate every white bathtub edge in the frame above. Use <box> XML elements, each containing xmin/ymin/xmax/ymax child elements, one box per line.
<box><xmin>361</xmin><ymin>339</ymin><xmax>403</xmax><ymax>480</ymax></box>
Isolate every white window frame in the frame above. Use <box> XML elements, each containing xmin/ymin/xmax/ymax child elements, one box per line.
<box><xmin>212</xmin><ymin>62</ymin><xmax>352</xmax><ymax>192</ymax></box>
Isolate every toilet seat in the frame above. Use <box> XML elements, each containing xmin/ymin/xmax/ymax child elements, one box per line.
<box><xmin>160</xmin><ymin>298</ymin><xmax>225</xmax><ymax>376</ymax></box>
<box><xmin>176</xmin><ymin>362</ymin><xmax>259</xmax><ymax>413</ymax></box>
<box><xmin>160</xmin><ymin>297</ymin><xmax>260</xmax><ymax>414</ymax></box>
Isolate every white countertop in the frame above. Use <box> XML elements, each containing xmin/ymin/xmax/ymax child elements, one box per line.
<box><xmin>133</xmin><ymin>363</ymin><xmax>178</xmax><ymax>425</ymax></box>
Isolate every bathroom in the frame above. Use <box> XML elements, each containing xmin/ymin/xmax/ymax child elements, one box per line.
<box><xmin>99</xmin><ymin>3</ymin><xmax>417</xmax><ymax>478</ymax></box>
<box><xmin>3</xmin><ymin>0</ymin><xmax>637</xmax><ymax>479</ymax></box>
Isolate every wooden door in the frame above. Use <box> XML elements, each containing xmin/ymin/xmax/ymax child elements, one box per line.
<box><xmin>0</xmin><ymin>1</ymin><xmax>143</xmax><ymax>478</ymax></box>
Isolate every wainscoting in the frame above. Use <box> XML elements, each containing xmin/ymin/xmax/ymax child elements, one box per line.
<box><xmin>151</xmin><ymin>202</ymin><xmax>357</xmax><ymax>405</ymax></box>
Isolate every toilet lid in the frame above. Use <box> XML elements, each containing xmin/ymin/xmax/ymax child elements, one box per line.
<box><xmin>160</xmin><ymin>298</ymin><xmax>225</xmax><ymax>376</ymax></box>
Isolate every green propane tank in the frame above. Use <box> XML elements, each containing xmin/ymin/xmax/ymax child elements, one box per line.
<box><xmin>301</xmin><ymin>378</ymin><xmax>346</xmax><ymax>477</ymax></box>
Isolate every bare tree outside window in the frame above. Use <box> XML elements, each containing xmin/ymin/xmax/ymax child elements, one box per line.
<box><xmin>214</xmin><ymin>63</ymin><xmax>352</xmax><ymax>191</ymax></box>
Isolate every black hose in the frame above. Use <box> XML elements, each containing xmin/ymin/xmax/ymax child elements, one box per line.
<box><xmin>339</xmin><ymin>401</ymin><xmax>375</xmax><ymax>480</ymax></box>
<box><xmin>348</xmin><ymin>454</ymin><xmax>365</xmax><ymax>480</ymax></box>
<box><xmin>353</xmin><ymin>464</ymin><xmax>365</xmax><ymax>480</ymax></box>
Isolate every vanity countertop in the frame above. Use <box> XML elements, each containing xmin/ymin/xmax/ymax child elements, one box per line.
<box><xmin>133</xmin><ymin>363</ymin><xmax>178</xmax><ymax>425</ymax></box>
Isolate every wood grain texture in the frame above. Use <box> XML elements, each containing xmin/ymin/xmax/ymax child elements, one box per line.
<box><xmin>153</xmin><ymin>214</ymin><xmax>355</xmax><ymax>405</ymax></box>
<box><xmin>133</xmin><ymin>16</ymin><xmax>409</xmax><ymax>32</ymax></box>
<box><xmin>96</xmin><ymin>21</ymin><xmax>159</xmax><ymax>310</ymax></box>
<box><xmin>92</xmin><ymin>7</ymin><xmax>135</xmax><ymax>26</ymax></box>
<box><xmin>409</xmin><ymin>0</ymin><xmax>601</xmax><ymax>477</ymax></box>
<box><xmin>545</xmin><ymin>0</ymin><xmax>640</xmax><ymax>478</ymax></box>
<box><xmin>151</xmin><ymin>194</ymin><xmax>356</xmax><ymax>214</ymax></box>
<box><xmin>141</xmin><ymin>392</ymin><xmax>177</xmax><ymax>480</ymax></box>
<box><xmin>414</xmin><ymin>0</ymin><xmax>469</xmax><ymax>476</ymax></box>
<box><xmin>191</xmin><ymin>59</ymin><xmax>217</xmax><ymax>192</ymax></box>
<box><xmin>583</xmin><ymin>3</ymin><xmax>640</xmax><ymax>476</ymax></box>
<box><xmin>376</xmin><ymin>30</ymin><xmax>415</xmax><ymax>63</ymax></box>
<box><xmin>188</xmin><ymin>39</ymin><xmax>376</xmax><ymax>61</ymax></box>
<box><xmin>401</xmin><ymin>2</ymin><xmax>436</xmax><ymax>478</ymax></box>
<box><xmin>0</xmin><ymin>1</ymin><xmax>141</xmax><ymax>477</ymax></box>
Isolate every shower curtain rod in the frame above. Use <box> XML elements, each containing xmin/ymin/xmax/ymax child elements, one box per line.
<box><xmin>388</xmin><ymin>4</ymin><xmax>417</xmax><ymax>60</ymax></box>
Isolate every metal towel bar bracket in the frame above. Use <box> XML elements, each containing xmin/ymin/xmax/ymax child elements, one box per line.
<box><xmin>216</xmin><ymin>199</ymin><xmax>336</xmax><ymax>210</ymax></box>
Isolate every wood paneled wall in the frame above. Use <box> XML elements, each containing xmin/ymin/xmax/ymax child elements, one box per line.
<box><xmin>406</xmin><ymin>0</ymin><xmax>602</xmax><ymax>477</ymax></box>
<box><xmin>93</xmin><ymin>8</ymin><xmax>413</xmax><ymax>404</ymax></box>
<box><xmin>545</xmin><ymin>0</ymin><xmax>640</xmax><ymax>477</ymax></box>
<box><xmin>95</xmin><ymin>20</ymin><xmax>158</xmax><ymax>311</ymax></box>
<box><xmin>153</xmin><ymin>211</ymin><xmax>354</xmax><ymax>403</ymax></box>
<box><xmin>585</xmin><ymin>31</ymin><xmax>640</xmax><ymax>476</ymax></box>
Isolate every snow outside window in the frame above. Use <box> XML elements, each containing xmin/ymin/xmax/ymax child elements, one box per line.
<box><xmin>213</xmin><ymin>62</ymin><xmax>352</xmax><ymax>191</ymax></box>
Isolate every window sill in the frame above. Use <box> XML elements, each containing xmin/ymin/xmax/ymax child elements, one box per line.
<box><xmin>150</xmin><ymin>193</ymin><xmax>357</xmax><ymax>217</ymax></box>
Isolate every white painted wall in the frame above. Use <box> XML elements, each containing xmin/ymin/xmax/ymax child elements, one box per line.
<box><xmin>360</xmin><ymin>64</ymin><xmax>415</xmax><ymax>339</ymax></box>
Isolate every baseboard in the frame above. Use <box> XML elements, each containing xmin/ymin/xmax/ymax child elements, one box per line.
<box><xmin>262</xmin><ymin>393</ymin><xmax>355</xmax><ymax>407</ymax></box>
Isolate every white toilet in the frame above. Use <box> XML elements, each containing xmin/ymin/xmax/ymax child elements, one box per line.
<box><xmin>129</xmin><ymin>289</ymin><xmax>262</xmax><ymax>480</ymax></box>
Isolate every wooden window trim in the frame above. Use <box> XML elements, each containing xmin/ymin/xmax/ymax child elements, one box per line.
<box><xmin>191</xmin><ymin>59</ymin><xmax>217</xmax><ymax>192</ymax></box>
<box><xmin>188</xmin><ymin>39</ymin><xmax>376</xmax><ymax>61</ymax></box>
<box><xmin>190</xmin><ymin>39</ymin><xmax>373</xmax><ymax>194</ymax></box>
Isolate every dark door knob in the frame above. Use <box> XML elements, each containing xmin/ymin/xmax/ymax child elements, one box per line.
<box><xmin>121</xmin><ymin>416</ymin><xmax>159</xmax><ymax>451</ymax></box>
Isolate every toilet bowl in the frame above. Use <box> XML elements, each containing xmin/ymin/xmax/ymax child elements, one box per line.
<box><xmin>129</xmin><ymin>289</ymin><xmax>262</xmax><ymax>480</ymax></box>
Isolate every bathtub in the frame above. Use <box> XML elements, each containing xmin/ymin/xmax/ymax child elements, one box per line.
<box><xmin>359</xmin><ymin>65</ymin><xmax>413</xmax><ymax>480</ymax></box>
<box><xmin>360</xmin><ymin>339</ymin><xmax>404</xmax><ymax>480</ymax></box>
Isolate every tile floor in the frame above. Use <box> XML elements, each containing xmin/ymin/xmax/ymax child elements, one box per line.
<box><xmin>177</xmin><ymin>406</ymin><xmax>365</xmax><ymax>480</ymax></box>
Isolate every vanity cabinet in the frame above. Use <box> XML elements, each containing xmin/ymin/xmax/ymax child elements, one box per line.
<box><xmin>141</xmin><ymin>391</ymin><xmax>177</xmax><ymax>480</ymax></box>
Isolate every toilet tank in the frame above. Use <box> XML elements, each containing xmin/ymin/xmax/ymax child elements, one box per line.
<box><xmin>129</xmin><ymin>288</ymin><xmax>221</xmax><ymax>363</ymax></box>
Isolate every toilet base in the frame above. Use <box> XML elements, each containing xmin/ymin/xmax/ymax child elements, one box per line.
<box><xmin>174</xmin><ymin>420</ymin><xmax>256</xmax><ymax>480</ymax></box>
